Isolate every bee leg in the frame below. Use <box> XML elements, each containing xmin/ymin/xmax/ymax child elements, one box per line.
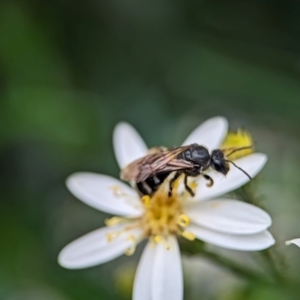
<box><xmin>203</xmin><ymin>174</ymin><xmax>214</xmax><ymax>187</ymax></box>
<box><xmin>168</xmin><ymin>172</ymin><xmax>181</xmax><ymax>197</ymax></box>
<box><xmin>136</xmin><ymin>181</ymin><xmax>152</xmax><ymax>196</ymax></box>
<box><xmin>184</xmin><ymin>174</ymin><xmax>195</xmax><ymax>197</ymax></box>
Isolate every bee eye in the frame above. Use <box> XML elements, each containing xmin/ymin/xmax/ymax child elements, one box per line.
<box><xmin>211</xmin><ymin>150</ymin><xmax>229</xmax><ymax>175</ymax></box>
<box><xmin>211</xmin><ymin>161</ymin><xmax>229</xmax><ymax>175</ymax></box>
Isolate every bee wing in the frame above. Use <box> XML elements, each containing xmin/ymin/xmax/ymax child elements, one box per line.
<box><xmin>120</xmin><ymin>146</ymin><xmax>192</xmax><ymax>183</ymax></box>
<box><xmin>137</xmin><ymin>157</ymin><xmax>194</xmax><ymax>182</ymax></box>
<box><xmin>120</xmin><ymin>155</ymin><xmax>152</xmax><ymax>182</ymax></box>
<box><xmin>120</xmin><ymin>152</ymin><xmax>162</xmax><ymax>182</ymax></box>
<box><xmin>166</xmin><ymin>159</ymin><xmax>194</xmax><ymax>169</ymax></box>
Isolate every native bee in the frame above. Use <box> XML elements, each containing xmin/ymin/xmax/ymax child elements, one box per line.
<box><xmin>120</xmin><ymin>143</ymin><xmax>252</xmax><ymax>197</ymax></box>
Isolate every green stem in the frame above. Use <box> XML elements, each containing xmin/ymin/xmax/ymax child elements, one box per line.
<box><xmin>261</xmin><ymin>249</ymin><xmax>287</xmax><ymax>283</ymax></box>
<box><xmin>237</xmin><ymin>182</ymin><xmax>288</xmax><ymax>284</ymax></box>
<box><xmin>181</xmin><ymin>239</ymin><xmax>272</xmax><ymax>284</ymax></box>
<box><xmin>198</xmin><ymin>248</ymin><xmax>271</xmax><ymax>285</ymax></box>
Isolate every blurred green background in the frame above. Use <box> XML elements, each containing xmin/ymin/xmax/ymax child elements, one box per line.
<box><xmin>1</xmin><ymin>0</ymin><xmax>300</xmax><ymax>299</ymax></box>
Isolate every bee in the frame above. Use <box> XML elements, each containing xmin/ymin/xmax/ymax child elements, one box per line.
<box><xmin>120</xmin><ymin>143</ymin><xmax>252</xmax><ymax>197</ymax></box>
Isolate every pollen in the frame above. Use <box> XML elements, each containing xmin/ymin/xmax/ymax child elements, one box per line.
<box><xmin>181</xmin><ymin>230</ymin><xmax>195</xmax><ymax>241</ymax></box>
<box><xmin>105</xmin><ymin>216</ymin><xmax>127</xmax><ymax>226</ymax></box>
<box><xmin>106</xmin><ymin>231</ymin><xmax>121</xmax><ymax>242</ymax></box>
<box><xmin>177</xmin><ymin>214</ymin><xmax>190</xmax><ymax>227</ymax></box>
<box><xmin>138</xmin><ymin>176</ymin><xmax>193</xmax><ymax>242</ymax></box>
<box><xmin>106</xmin><ymin>175</ymin><xmax>196</xmax><ymax>254</ymax></box>
<box><xmin>154</xmin><ymin>235</ymin><xmax>162</xmax><ymax>243</ymax></box>
<box><xmin>110</xmin><ymin>185</ymin><xmax>127</xmax><ymax>197</ymax></box>
<box><xmin>142</xmin><ymin>195</ymin><xmax>151</xmax><ymax>208</ymax></box>
<box><xmin>124</xmin><ymin>235</ymin><xmax>137</xmax><ymax>256</ymax></box>
<box><xmin>222</xmin><ymin>129</ymin><xmax>254</xmax><ymax>160</ymax></box>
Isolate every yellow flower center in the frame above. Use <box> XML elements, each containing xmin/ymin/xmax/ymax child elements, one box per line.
<box><xmin>140</xmin><ymin>194</ymin><xmax>183</xmax><ymax>237</ymax></box>
<box><xmin>221</xmin><ymin>129</ymin><xmax>254</xmax><ymax>160</ymax></box>
<box><xmin>106</xmin><ymin>174</ymin><xmax>196</xmax><ymax>254</ymax></box>
<box><xmin>138</xmin><ymin>174</ymin><xmax>195</xmax><ymax>242</ymax></box>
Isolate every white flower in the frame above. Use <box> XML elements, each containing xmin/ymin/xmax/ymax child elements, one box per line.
<box><xmin>58</xmin><ymin>116</ymin><xmax>274</xmax><ymax>300</ymax></box>
<box><xmin>285</xmin><ymin>239</ymin><xmax>300</xmax><ymax>248</ymax></box>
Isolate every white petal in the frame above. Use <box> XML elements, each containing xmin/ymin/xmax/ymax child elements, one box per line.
<box><xmin>58</xmin><ymin>225</ymin><xmax>143</xmax><ymax>269</ymax></box>
<box><xmin>185</xmin><ymin>199</ymin><xmax>271</xmax><ymax>234</ymax></box>
<box><xmin>193</xmin><ymin>153</ymin><xmax>268</xmax><ymax>201</ymax></box>
<box><xmin>113</xmin><ymin>122</ymin><xmax>148</xmax><ymax>169</ymax></box>
<box><xmin>152</xmin><ymin>236</ymin><xmax>183</xmax><ymax>300</ymax></box>
<box><xmin>182</xmin><ymin>116</ymin><xmax>228</xmax><ymax>151</ymax></box>
<box><xmin>285</xmin><ymin>238</ymin><xmax>300</xmax><ymax>247</ymax></box>
<box><xmin>133</xmin><ymin>241</ymin><xmax>155</xmax><ymax>300</ymax></box>
<box><xmin>188</xmin><ymin>224</ymin><xmax>275</xmax><ymax>251</ymax></box>
<box><xmin>66</xmin><ymin>172</ymin><xmax>143</xmax><ymax>217</ymax></box>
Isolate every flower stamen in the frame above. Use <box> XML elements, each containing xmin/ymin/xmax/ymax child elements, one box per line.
<box><xmin>142</xmin><ymin>195</ymin><xmax>151</xmax><ymax>208</ymax></box>
<box><xmin>153</xmin><ymin>235</ymin><xmax>170</xmax><ymax>250</ymax></box>
<box><xmin>137</xmin><ymin>175</ymin><xmax>195</xmax><ymax>245</ymax></box>
<box><xmin>124</xmin><ymin>235</ymin><xmax>137</xmax><ymax>256</ymax></box>
<box><xmin>110</xmin><ymin>185</ymin><xmax>127</xmax><ymax>197</ymax></box>
<box><xmin>221</xmin><ymin>130</ymin><xmax>254</xmax><ymax>159</ymax></box>
<box><xmin>106</xmin><ymin>231</ymin><xmax>122</xmax><ymax>242</ymax></box>
<box><xmin>177</xmin><ymin>214</ymin><xmax>190</xmax><ymax>227</ymax></box>
<box><xmin>110</xmin><ymin>185</ymin><xmax>143</xmax><ymax>211</ymax></box>
<box><xmin>105</xmin><ymin>216</ymin><xmax>127</xmax><ymax>227</ymax></box>
<box><xmin>181</xmin><ymin>230</ymin><xmax>195</xmax><ymax>241</ymax></box>
<box><xmin>154</xmin><ymin>235</ymin><xmax>162</xmax><ymax>243</ymax></box>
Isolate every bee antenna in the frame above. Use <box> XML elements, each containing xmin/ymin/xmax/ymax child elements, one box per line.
<box><xmin>225</xmin><ymin>160</ymin><xmax>252</xmax><ymax>180</ymax></box>
<box><xmin>226</xmin><ymin>145</ymin><xmax>254</xmax><ymax>158</ymax></box>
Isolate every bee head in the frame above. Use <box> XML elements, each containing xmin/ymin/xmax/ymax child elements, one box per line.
<box><xmin>210</xmin><ymin>149</ymin><xmax>230</xmax><ymax>175</ymax></box>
